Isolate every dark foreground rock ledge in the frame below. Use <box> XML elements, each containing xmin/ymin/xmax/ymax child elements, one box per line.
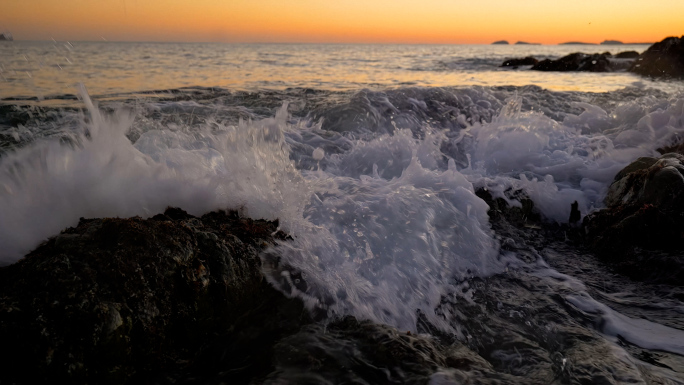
<box><xmin>0</xmin><ymin>208</ymin><xmax>311</xmax><ymax>384</ymax></box>
<box><xmin>0</xmin><ymin>208</ymin><xmax>550</xmax><ymax>384</ymax></box>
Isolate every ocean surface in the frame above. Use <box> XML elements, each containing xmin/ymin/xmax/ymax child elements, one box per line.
<box><xmin>2</xmin><ymin>41</ymin><xmax>684</xmax><ymax>383</ymax></box>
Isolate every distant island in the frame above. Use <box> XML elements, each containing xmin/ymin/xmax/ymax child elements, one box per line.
<box><xmin>491</xmin><ymin>40</ymin><xmax>509</xmax><ymax>45</ymax></box>
<box><xmin>0</xmin><ymin>32</ymin><xmax>13</xmax><ymax>41</ymax></box>
<box><xmin>559</xmin><ymin>41</ymin><xmax>597</xmax><ymax>45</ymax></box>
<box><xmin>562</xmin><ymin>40</ymin><xmax>652</xmax><ymax>45</ymax></box>
<box><xmin>515</xmin><ymin>41</ymin><xmax>540</xmax><ymax>45</ymax></box>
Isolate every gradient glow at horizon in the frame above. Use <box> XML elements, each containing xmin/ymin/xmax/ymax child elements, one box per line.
<box><xmin>2</xmin><ymin>0</ymin><xmax>682</xmax><ymax>44</ymax></box>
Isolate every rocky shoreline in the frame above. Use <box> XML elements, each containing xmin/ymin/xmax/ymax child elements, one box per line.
<box><xmin>500</xmin><ymin>35</ymin><xmax>684</xmax><ymax>78</ymax></box>
<box><xmin>2</xmin><ymin>143</ymin><xmax>683</xmax><ymax>383</ymax></box>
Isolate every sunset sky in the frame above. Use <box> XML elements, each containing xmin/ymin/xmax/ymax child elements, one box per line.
<box><xmin>1</xmin><ymin>0</ymin><xmax>682</xmax><ymax>44</ymax></box>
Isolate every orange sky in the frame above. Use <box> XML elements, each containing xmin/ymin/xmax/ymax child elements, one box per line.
<box><xmin>1</xmin><ymin>0</ymin><xmax>682</xmax><ymax>44</ymax></box>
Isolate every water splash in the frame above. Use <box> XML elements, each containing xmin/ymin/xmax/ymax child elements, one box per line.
<box><xmin>0</xmin><ymin>88</ymin><xmax>310</xmax><ymax>264</ymax></box>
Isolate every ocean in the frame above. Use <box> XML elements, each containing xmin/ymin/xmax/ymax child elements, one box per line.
<box><xmin>2</xmin><ymin>41</ymin><xmax>684</xmax><ymax>383</ymax></box>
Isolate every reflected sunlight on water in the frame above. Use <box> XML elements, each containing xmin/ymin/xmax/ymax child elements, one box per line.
<box><xmin>2</xmin><ymin>41</ymin><xmax>677</xmax><ymax>104</ymax></box>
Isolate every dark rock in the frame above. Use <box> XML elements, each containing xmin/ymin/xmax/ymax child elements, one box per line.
<box><xmin>267</xmin><ymin>316</ymin><xmax>523</xmax><ymax>384</ymax></box>
<box><xmin>0</xmin><ymin>208</ymin><xmax>309</xmax><ymax>384</ymax></box>
<box><xmin>582</xmin><ymin>154</ymin><xmax>684</xmax><ymax>284</ymax></box>
<box><xmin>630</xmin><ymin>36</ymin><xmax>684</xmax><ymax>78</ymax></box>
<box><xmin>569</xmin><ymin>201</ymin><xmax>581</xmax><ymax>223</ymax></box>
<box><xmin>492</xmin><ymin>40</ymin><xmax>509</xmax><ymax>45</ymax></box>
<box><xmin>475</xmin><ymin>187</ymin><xmax>541</xmax><ymax>228</ymax></box>
<box><xmin>500</xmin><ymin>56</ymin><xmax>539</xmax><ymax>68</ymax></box>
<box><xmin>531</xmin><ymin>52</ymin><xmax>616</xmax><ymax>72</ymax></box>
<box><xmin>615</xmin><ymin>50</ymin><xmax>640</xmax><ymax>59</ymax></box>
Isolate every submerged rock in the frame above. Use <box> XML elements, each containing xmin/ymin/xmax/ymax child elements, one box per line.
<box><xmin>615</xmin><ymin>50</ymin><xmax>640</xmax><ymax>59</ymax></box>
<box><xmin>500</xmin><ymin>56</ymin><xmax>539</xmax><ymax>68</ymax></box>
<box><xmin>531</xmin><ymin>52</ymin><xmax>614</xmax><ymax>72</ymax></box>
<box><xmin>583</xmin><ymin>153</ymin><xmax>684</xmax><ymax>284</ymax></box>
<box><xmin>0</xmin><ymin>208</ymin><xmax>310</xmax><ymax>384</ymax></box>
<box><xmin>502</xmin><ymin>51</ymin><xmax>639</xmax><ymax>72</ymax></box>
<box><xmin>630</xmin><ymin>36</ymin><xmax>684</xmax><ymax>78</ymax></box>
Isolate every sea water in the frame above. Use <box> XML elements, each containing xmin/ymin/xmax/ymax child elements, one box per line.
<box><xmin>1</xmin><ymin>41</ymin><xmax>684</xmax><ymax>382</ymax></box>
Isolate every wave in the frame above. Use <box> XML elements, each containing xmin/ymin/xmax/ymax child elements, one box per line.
<box><xmin>1</xmin><ymin>84</ymin><xmax>684</xmax><ymax>334</ymax></box>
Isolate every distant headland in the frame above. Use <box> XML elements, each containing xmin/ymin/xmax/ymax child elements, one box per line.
<box><xmin>559</xmin><ymin>41</ymin><xmax>597</xmax><ymax>45</ymax></box>
<box><xmin>0</xmin><ymin>32</ymin><xmax>13</xmax><ymax>41</ymax></box>
<box><xmin>492</xmin><ymin>39</ymin><xmax>653</xmax><ymax>46</ymax></box>
<box><xmin>491</xmin><ymin>39</ymin><xmax>542</xmax><ymax>45</ymax></box>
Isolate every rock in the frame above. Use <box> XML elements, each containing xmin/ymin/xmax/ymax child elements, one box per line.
<box><xmin>569</xmin><ymin>201</ymin><xmax>581</xmax><ymax>224</ymax></box>
<box><xmin>500</xmin><ymin>56</ymin><xmax>539</xmax><ymax>68</ymax></box>
<box><xmin>0</xmin><ymin>208</ymin><xmax>310</xmax><ymax>384</ymax></box>
<box><xmin>492</xmin><ymin>40</ymin><xmax>509</xmax><ymax>45</ymax></box>
<box><xmin>604</xmin><ymin>154</ymin><xmax>684</xmax><ymax>210</ymax></box>
<box><xmin>615</xmin><ymin>51</ymin><xmax>640</xmax><ymax>59</ymax></box>
<box><xmin>582</xmin><ymin>154</ymin><xmax>684</xmax><ymax>284</ymax></box>
<box><xmin>532</xmin><ymin>52</ymin><xmax>615</xmax><ymax>72</ymax></box>
<box><xmin>475</xmin><ymin>188</ymin><xmax>540</xmax><ymax>228</ymax></box>
<box><xmin>630</xmin><ymin>36</ymin><xmax>684</xmax><ymax>78</ymax></box>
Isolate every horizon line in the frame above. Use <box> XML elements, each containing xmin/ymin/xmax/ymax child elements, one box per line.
<box><xmin>4</xmin><ymin>38</ymin><xmax>657</xmax><ymax>46</ymax></box>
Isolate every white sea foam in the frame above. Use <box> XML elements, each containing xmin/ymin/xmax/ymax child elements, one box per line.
<box><xmin>0</xmin><ymin>89</ymin><xmax>310</xmax><ymax>264</ymax></box>
<box><xmin>457</xmin><ymin>95</ymin><xmax>684</xmax><ymax>221</ymax></box>
<box><xmin>265</xmin><ymin>130</ymin><xmax>500</xmax><ymax>332</ymax></box>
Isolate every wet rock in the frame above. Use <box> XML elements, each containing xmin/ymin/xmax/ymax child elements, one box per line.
<box><xmin>0</xmin><ymin>208</ymin><xmax>309</xmax><ymax>384</ymax></box>
<box><xmin>266</xmin><ymin>316</ymin><xmax>531</xmax><ymax>384</ymax></box>
<box><xmin>475</xmin><ymin>187</ymin><xmax>540</xmax><ymax>228</ymax></box>
<box><xmin>500</xmin><ymin>56</ymin><xmax>539</xmax><ymax>68</ymax></box>
<box><xmin>630</xmin><ymin>36</ymin><xmax>684</xmax><ymax>78</ymax></box>
<box><xmin>605</xmin><ymin>153</ymin><xmax>684</xmax><ymax>213</ymax></box>
<box><xmin>615</xmin><ymin>50</ymin><xmax>640</xmax><ymax>59</ymax></box>
<box><xmin>531</xmin><ymin>52</ymin><xmax>616</xmax><ymax>72</ymax></box>
<box><xmin>569</xmin><ymin>201</ymin><xmax>581</xmax><ymax>224</ymax></box>
<box><xmin>583</xmin><ymin>153</ymin><xmax>684</xmax><ymax>284</ymax></box>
